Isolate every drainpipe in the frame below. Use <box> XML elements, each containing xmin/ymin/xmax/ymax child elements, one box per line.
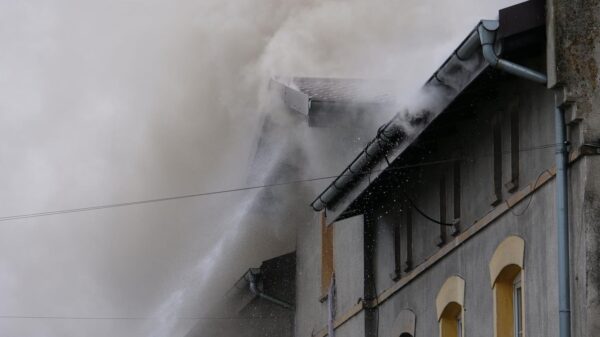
<box><xmin>247</xmin><ymin>271</ymin><xmax>294</xmax><ymax>310</ymax></box>
<box><xmin>477</xmin><ymin>20</ymin><xmax>547</xmax><ymax>84</ymax></box>
<box><xmin>554</xmin><ymin>105</ymin><xmax>571</xmax><ymax>337</ymax></box>
<box><xmin>478</xmin><ymin>20</ymin><xmax>570</xmax><ymax>337</ymax></box>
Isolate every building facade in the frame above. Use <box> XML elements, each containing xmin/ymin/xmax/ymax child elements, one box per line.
<box><xmin>298</xmin><ymin>1</ymin><xmax>600</xmax><ymax>337</ymax></box>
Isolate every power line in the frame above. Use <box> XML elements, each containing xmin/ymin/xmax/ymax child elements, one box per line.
<box><xmin>0</xmin><ymin>175</ymin><xmax>338</xmax><ymax>223</ymax></box>
<box><xmin>0</xmin><ymin>315</ymin><xmax>280</xmax><ymax>321</ymax></box>
<box><xmin>510</xmin><ymin>169</ymin><xmax>550</xmax><ymax>217</ymax></box>
<box><xmin>0</xmin><ymin>142</ymin><xmax>558</xmax><ymax>223</ymax></box>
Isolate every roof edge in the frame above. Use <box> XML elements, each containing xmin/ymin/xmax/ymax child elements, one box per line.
<box><xmin>310</xmin><ymin>0</ymin><xmax>546</xmax><ymax>221</ymax></box>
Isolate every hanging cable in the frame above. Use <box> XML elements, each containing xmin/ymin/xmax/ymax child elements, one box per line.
<box><xmin>402</xmin><ymin>192</ymin><xmax>457</xmax><ymax>227</ymax></box>
<box><xmin>0</xmin><ymin>142</ymin><xmax>559</xmax><ymax>223</ymax></box>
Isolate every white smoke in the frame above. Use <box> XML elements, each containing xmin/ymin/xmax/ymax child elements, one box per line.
<box><xmin>0</xmin><ymin>0</ymin><xmax>521</xmax><ymax>336</ymax></box>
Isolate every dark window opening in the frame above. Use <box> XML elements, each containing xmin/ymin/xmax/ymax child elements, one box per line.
<box><xmin>404</xmin><ymin>200</ymin><xmax>414</xmax><ymax>272</ymax></box>
<box><xmin>438</xmin><ymin>174</ymin><xmax>448</xmax><ymax>247</ymax></box>
<box><xmin>492</xmin><ymin>119</ymin><xmax>503</xmax><ymax>205</ymax></box>
<box><xmin>452</xmin><ymin>161</ymin><xmax>461</xmax><ymax>236</ymax></box>
<box><xmin>506</xmin><ymin>106</ymin><xmax>520</xmax><ymax>192</ymax></box>
<box><xmin>393</xmin><ymin>219</ymin><xmax>402</xmax><ymax>281</ymax></box>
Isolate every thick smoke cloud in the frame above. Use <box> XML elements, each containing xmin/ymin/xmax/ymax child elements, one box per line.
<box><xmin>0</xmin><ymin>0</ymin><xmax>520</xmax><ymax>336</ymax></box>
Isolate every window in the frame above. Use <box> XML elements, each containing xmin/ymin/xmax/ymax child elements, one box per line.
<box><xmin>393</xmin><ymin>219</ymin><xmax>402</xmax><ymax>280</ymax></box>
<box><xmin>506</xmin><ymin>105</ymin><xmax>520</xmax><ymax>192</ymax></box>
<box><xmin>440</xmin><ymin>302</ymin><xmax>463</xmax><ymax>337</ymax></box>
<box><xmin>392</xmin><ymin>201</ymin><xmax>413</xmax><ymax>280</ymax></box>
<box><xmin>513</xmin><ymin>273</ymin><xmax>523</xmax><ymax>337</ymax></box>
<box><xmin>404</xmin><ymin>201</ymin><xmax>413</xmax><ymax>272</ymax></box>
<box><xmin>452</xmin><ymin>161</ymin><xmax>461</xmax><ymax>235</ymax></box>
<box><xmin>436</xmin><ymin>276</ymin><xmax>465</xmax><ymax>337</ymax></box>
<box><xmin>438</xmin><ymin>174</ymin><xmax>448</xmax><ymax>246</ymax></box>
<box><xmin>489</xmin><ymin>236</ymin><xmax>525</xmax><ymax>337</ymax></box>
<box><xmin>320</xmin><ymin>211</ymin><xmax>334</xmax><ymax>300</ymax></box>
<box><xmin>491</xmin><ymin>118</ymin><xmax>502</xmax><ymax>205</ymax></box>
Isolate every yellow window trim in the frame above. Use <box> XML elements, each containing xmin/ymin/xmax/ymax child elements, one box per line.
<box><xmin>436</xmin><ymin>275</ymin><xmax>465</xmax><ymax>320</ymax></box>
<box><xmin>436</xmin><ymin>275</ymin><xmax>465</xmax><ymax>337</ymax></box>
<box><xmin>489</xmin><ymin>235</ymin><xmax>524</xmax><ymax>287</ymax></box>
<box><xmin>489</xmin><ymin>236</ymin><xmax>526</xmax><ymax>337</ymax></box>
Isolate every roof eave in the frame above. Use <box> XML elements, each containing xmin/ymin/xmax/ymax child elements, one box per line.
<box><xmin>311</xmin><ymin>0</ymin><xmax>545</xmax><ymax>223</ymax></box>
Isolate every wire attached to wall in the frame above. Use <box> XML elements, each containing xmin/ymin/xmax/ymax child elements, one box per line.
<box><xmin>510</xmin><ymin>169</ymin><xmax>551</xmax><ymax>217</ymax></box>
<box><xmin>402</xmin><ymin>192</ymin><xmax>457</xmax><ymax>227</ymax></box>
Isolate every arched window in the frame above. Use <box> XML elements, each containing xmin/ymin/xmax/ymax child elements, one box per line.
<box><xmin>436</xmin><ymin>276</ymin><xmax>465</xmax><ymax>337</ymax></box>
<box><xmin>489</xmin><ymin>236</ymin><xmax>525</xmax><ymax>337</ymax></box>
<box><xmin>391</xmin><ymin>309</ymin><xmax>415</xmax><ymax>337</ymax></box>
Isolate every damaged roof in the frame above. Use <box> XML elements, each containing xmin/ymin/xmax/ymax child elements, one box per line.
<box><xmin>271</xmin><ymin>76</ymin><xmax>396</xmax><ymax>116</ymax></box>
<box><xmin>292</xmin><ymin>77</ymin><xmax>395</xmax><ymax>104</ymax></box>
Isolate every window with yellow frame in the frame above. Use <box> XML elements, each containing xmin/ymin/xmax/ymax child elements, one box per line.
<box><xmin>489</xmin><ymin>236</ymin><xmax>525</xmax><ymax>337</ymax></box>
<box><xmin>436</xmin><ymin>275</ymin><xmax>465</xmax><ymax>337</ymax></box>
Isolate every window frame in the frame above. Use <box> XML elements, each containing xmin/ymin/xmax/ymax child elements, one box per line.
<box><xmin>436</xmin><ymin>275</ymin><xmax>465</xmax><ymax>337</ymax></box>
<box><xmin>489</xmin><ymin>236</ymin><xmax>525</xmax><ymax>337</ymax></box>
<box><xmin>513</xmin><ymin>273</ymin><xmax>523</xmax><ymax>337</ymax></box>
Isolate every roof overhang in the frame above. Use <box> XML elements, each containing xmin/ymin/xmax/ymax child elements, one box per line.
<box><xmin>310</xmin><ymin>0</ymin><xmax>546</xmax><ymax>223</ymax></box>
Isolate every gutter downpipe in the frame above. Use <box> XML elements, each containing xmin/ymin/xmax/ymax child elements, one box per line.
<box><xmin>555</xmin><ymin>105</ymin><xmax>571</xmax><ymax>337</ymax></box>
<box><xmin>479</xmin><ymin>20</ymin><xmax>571</xmax><ymax>337</ymax></box>
<box><xmin>247</xmin><ymin>271</ymin><xmax>294</xmax><ymax>310</ymax></box>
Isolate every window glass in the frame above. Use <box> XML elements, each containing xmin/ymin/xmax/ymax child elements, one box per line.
<box><xmin>513</xmin><ymin>274</ymin><xmax>523</xmax><ymax>337</ymax></box>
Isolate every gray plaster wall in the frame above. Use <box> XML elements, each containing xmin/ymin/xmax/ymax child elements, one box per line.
<box><xmin>372</xmin><ymin>78</ymin><xmax>559</xmax><ymax>336</ymax></box>
<box><xmin>377</xmin><ymin>182</ymin><xmax>558</xmax><ymax>337</ymax></box>
<box><xmin>374</xmin><ymin>213</ymin><xmax>396</xmax><ymax>293</ymax></box>
<box><xmin>295</xmin><ymin>213</ymin><xmax>328</xmax><ymax>337</ymax></box>
<box><xmin>336</xmin><ymin>311</ymin><xmax>365</xmax><ymax>337</ymax></box>
<box><xmin>457</xmin><ymin>77</ymin><xmax>555</xmax><ymax>227</ymax></box>
<box><xmin>334</xmin><ymin>215</ymin><xmax>365</xmax><ymax>316</ymax></box>
<box><xmin>295</xmin><ymin>213</ymin><xmax>365</xmax><ymax>337</ymax></box>
<box><xmin>367</xmin><ymin>75</ymin><xmax>556</xmax><ymax>306</ymax></box>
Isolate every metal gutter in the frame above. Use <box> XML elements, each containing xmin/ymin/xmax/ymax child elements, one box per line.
<box><xmin>245</xmin><ymin>270</ymin><xmax>294</xmax><ymax>310</ymax></box>
<box><xmin>554</xmin><ymin>103</ymin><xmax>571</xmax><ymax>337</ymax></box>
<box><xmin>310</xmin><ymin>22</ymin><xmax>488</xmax><ymax>214</ymax></box>
<box><xmin>478</xmin><ymin>20</ymin><xmax>547</xmax><ymax>84</ymax></box>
